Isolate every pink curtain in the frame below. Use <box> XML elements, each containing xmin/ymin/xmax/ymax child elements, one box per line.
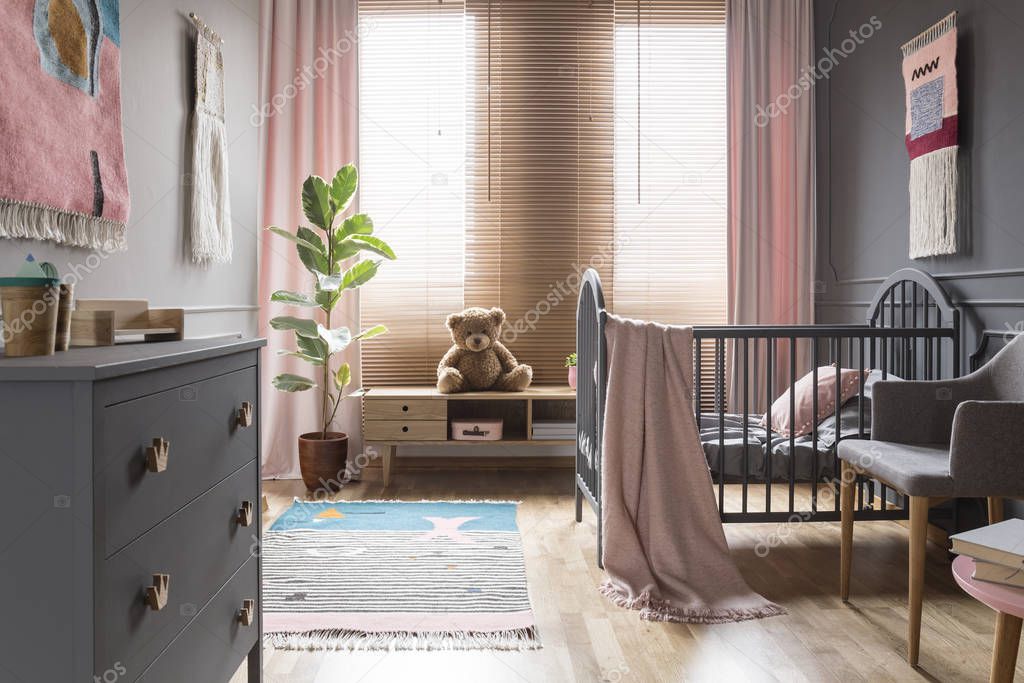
<box><xmin>258</xmin><ymin>0</ymin><xmax>361</xmax><ymax>479</ymax></box>
<box><xmin>726</xmin><ymin>0</ymin><xmax>816</xmax><ymax>412</ymax></box>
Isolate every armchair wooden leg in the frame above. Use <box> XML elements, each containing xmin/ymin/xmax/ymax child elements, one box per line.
<box><xmin>989</xmin><ymin>497</ymin><xmax>1005</xmax><ymax>525</ymax></box>
<box><xmin>840</xmin><ymin>461</ymin><xmax>855</xmax><ymax>603</ymax></box>
<box><xmin>908</xmin><ymin>495</ymin><xmax>929</xmax><ymax>667</ymax></box>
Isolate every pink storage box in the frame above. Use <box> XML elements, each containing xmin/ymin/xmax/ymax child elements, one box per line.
<box><xmin>451</xmin><ymin>418</ymin><xmax>504</xmax><ymax>441</ymax></box>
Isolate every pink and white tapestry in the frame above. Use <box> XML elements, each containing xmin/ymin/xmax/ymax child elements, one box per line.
<box><xmin>902</xmin><ymin>11</ymin><xmax>958</xmax><ymax>259</ymax></box>
<box><xmin>0</xmin><ymin>0</ymin><xmax>129</xmax><ymax>251</ymax></box>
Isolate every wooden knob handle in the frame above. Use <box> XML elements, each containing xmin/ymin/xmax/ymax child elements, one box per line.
<box><xmin>236</xmin><ymin>401</ymin><xmax>254</xmax><ymax>428</ymax></box>
<box><xmin>145</xmin><ymin>574</ymin><xmax>170</xmax><ymax>611</ymax></box>
<box><xmin>145</xmin><ymin>438</ymin><xmax>169</xmax><ymax>473</ymax></box>
<box><xmin>238</xmin><ymin>598</ymin><xmax>255</xmax><ymax>626</ymax></box>
<box><xmin>236</xmin><ymin>500</ymin><xmax>254</xmax><ymax>527</ymax></box>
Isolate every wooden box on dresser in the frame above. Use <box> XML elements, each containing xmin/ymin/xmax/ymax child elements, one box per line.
<box><xmin>0</xmin><ymin>339</ymin><xmax>265</xmax><ymax>683</ymax></box>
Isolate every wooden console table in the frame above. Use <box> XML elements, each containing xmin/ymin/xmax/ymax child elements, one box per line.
<box><xmin>361</xmin><ymin>386</ymin><xmax>576</xmax><ymax>486</ymax></box>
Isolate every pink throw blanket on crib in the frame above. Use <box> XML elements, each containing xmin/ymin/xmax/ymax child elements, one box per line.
<box><xmin>600</xmin><ymin>315</ymin><xmax>784</xmax><ymax>623</ymax></box>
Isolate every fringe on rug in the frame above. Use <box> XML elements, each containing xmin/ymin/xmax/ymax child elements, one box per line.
<box><xmin>189</xmin><ymin>110</ymin><xmax>232</xmax><ymax>264</ymax></box>
<box><xmin>909</xmin><ymin>146</ymin><xmax>958</xmax><ymax>259</ymax></box>
<box><xmin>264</xmin><ymin>627</ymin><xmax>542</xmax><ymax>652</ymax></box>
<box><xmin>599</xmin><ymin>582</ymin><xmax>786</xmax><ymax>625</ymax></box>
<box><xmin>287</xmin><ymin>498</ymin><xmax>523</xmax><ymax>505</ymax></box>
<box><xmin>0</xmin><ymin>199</ymin><xmax>126</xmax><ymax>251</ymax></box>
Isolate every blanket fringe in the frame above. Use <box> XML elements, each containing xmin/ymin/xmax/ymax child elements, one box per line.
<box><xmin>599</xmin><ymin>582</ymin><xmax>786</xmax><ymax>624</ymax></box>
<box><xmin>0</xmin><ymin>199</ymin><xmax>126</xmax><ymax>251</ymax></box>
<box><xmin>909</xmin><ymin>146</ymin><xmax>958</xmax><ymax>259</ymax></box>
<box><xmin>264</xmin><ymin>626</ymin><xmax>542</xmax><ymax>652</ymax></box>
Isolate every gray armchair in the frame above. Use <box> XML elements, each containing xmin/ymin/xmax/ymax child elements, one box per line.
<box><xmin>837</xmin><ymin>333</ymin><xmax>1024</xmax><ymax>667</ymax></box>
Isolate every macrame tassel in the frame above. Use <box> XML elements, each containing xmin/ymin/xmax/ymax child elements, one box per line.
<box><xmin>0</xmin><ymin>199</ymin><xmax>126</xmax><ymax>251</ymax></box>
<box><xmin>909</xmin><ymin>146</ymin><xmax>958</xmax><ymax>259</ymax></box>
<box><xmin>190</xmin><ymin>111</ymin><xmax>232</xmax><ymax>263</ymax></box>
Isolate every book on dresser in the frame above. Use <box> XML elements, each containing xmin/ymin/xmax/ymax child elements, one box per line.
<box><xmin>951</xmin><ymin>518</ymin><xmax>1024</xmax><ymax>588</ymax></box>
<box><xmin>0</xmin><ymin>338</ymin><xmax>265</xmax><ymax>683</ymax></box>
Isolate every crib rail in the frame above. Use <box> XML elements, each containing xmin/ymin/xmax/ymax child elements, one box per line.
<box><xmin>575</xmin><ymin>268</ymin><xmax>960</xmax><ymax>566</ymax></box>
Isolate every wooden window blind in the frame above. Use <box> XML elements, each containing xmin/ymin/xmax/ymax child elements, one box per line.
<box><xmin>464</xmin><ymin>0</ymin><xmax>615</xmax><ymax>385</ymax></box>
<box><xmin>611</xmin><ymin>0</ymin><xmax>727</xmax><ymax>405</ymax></box>
<box><xmin>358</xmin><ymin>0</ymin><xmax>468</xmax><ymax>385</ymax></box>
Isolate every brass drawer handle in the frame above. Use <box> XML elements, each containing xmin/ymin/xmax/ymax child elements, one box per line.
<box><xmin>238</xmin><ymin>599</ymin><xmax>255</xmax><ymax>626</ymax></box>
<box><xmin>236</xmin><ymin>401</ymin><xmax>254</xmax><ymax>428</ymax></box>
<box><xmin>236</xmin><ymin>500</ymin><xmax>254</xmax><ymax>527</ymax></box>
<box><xmin>145</xmin><ymin>438</ymin><xmax>169</xmax><ymax>473</ymax></box>
<box><xmin>145</xmin><ymin>574</ymin><xmax>170</xmax><ymax>611</ymax></box>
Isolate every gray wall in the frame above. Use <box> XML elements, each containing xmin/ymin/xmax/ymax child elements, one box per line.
<box><xmin>815</xmin><ymin>0</ymin><xmax>1024</xmax><ymax>362</ymax></box>
<box><xmin>0</xmin><ymin>0</ymin><xmax>260</xmax><ymax>339</ymax></box>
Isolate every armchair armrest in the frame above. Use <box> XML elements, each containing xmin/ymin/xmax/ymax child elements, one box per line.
<box><xmin>949</xmin><ymin>401</ymin><xmax>1024</xmax><ymax>495</ymax></box>
<box><xmin>872</xmin><ymin>375</ymin><xmax>989</xmax><ymax>445</ymax></box>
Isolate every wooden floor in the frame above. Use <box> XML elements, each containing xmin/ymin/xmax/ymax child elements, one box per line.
<box><xmin>234</xmin><ymin>471</ymin><xmax>1018</xmax><ymax>683</ymax></box>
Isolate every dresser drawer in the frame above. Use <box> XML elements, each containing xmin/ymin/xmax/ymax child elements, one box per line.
<box><xmin>365</xmin><ymin>419</ymin><xmax>447</xmax><ymax>441</ymax></box>
<box><xmin>101</xmin><ymin>461</ymin><xmax>258</xmax><ymax>676</ymax></box>
<box><xmin>137</xmin><ymin>557</ymin><xmax>259</xmax><ymax>683</ymax></box>
<box><xmin>99</xmin><ymin>365</ymin><xmax>258</xmax><ymax>554</ymax></box>
<box><xmin>364</xmin><ymin>398</ymin><xmax>447</xmax><ymax>420</ymax></box>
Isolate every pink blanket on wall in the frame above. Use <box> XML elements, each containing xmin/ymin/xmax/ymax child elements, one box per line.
<box><xmin>0</xmin><ymin>0</ymin><xmax>129</xmax><ymax>251</ymax></box>
<box><xmin>600</xmin><ymin>314</ymin><xmax>784</xmax><ymax>623</ymax></box>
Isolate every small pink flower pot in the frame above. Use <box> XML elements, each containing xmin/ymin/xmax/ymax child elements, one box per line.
<box><xmin>567</xmin><ymin>365</ymin><xmax>577</xmax><ymax>390</ymax></box>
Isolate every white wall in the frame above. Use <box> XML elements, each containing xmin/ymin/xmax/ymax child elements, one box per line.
<box><xmin>0</xmin><ymin>0</ymin><xmax>260</xmax><ymax>338</ymax></box>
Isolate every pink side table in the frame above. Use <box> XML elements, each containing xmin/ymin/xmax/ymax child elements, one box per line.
<box><xmin>953</xmin><ymin>555</ymin><xmax>1024</xmax><ymax>682</ymax></box>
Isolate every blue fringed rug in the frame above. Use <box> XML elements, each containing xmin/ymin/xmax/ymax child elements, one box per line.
<box><xmin>262</xmin><ymin>500</ymin><xmax>540</xmax><ymax>651</ymax></box>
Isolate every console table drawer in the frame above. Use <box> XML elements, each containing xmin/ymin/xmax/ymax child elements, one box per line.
<box><xmin>101</xmin><ymin>460</ymin><xmax>258</xmax><ymax>676</ymax></box>
<box><xmin>365</xmin><ymin>419</ymin><xmax>447</xmax><ymax>441</ymax></box>
<box><xmin>137</xmin><ymin>557</ymin><xmax>259</xmax><ymax>683</ymax></box>
<box><xmin>364</xmin><ymin>398</ymin><xmax>447</xmax><ymax>420</ymax></box>
<box><xmin>99</xmin><ymin>366</ymin><xmax>258</xmax><ymax>555</ymax></box>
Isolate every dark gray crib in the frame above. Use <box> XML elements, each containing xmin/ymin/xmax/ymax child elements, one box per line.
<box><xmin>575</xmin><ymin>268</ymin><xmax>961</xmax><ymax>566</ymax></box>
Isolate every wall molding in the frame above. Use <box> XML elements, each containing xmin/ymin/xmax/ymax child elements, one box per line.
<box><xmin>818</xmin><ymin>299</ymin><xmax>1024</xmax><ymax>308</ymax></box>
<box><xmin>835</xmin><ymin>267</ymin><xmax>1024</xmax><ymax>287</ymax></box>
<box><xmin>181</xmin><ymin>304</ymin><xmax>260</xmax><ymax>314</ymax></box>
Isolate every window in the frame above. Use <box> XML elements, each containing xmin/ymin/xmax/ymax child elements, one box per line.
<box><xmin>358</xmin><ymin>0</ymin><xmax>727</xmax><ymax>387</ymax></box>
<box><xmin>359</xmin><ymin>0</ymin><xmax>467</xmax><ymax>385</ymax></box>
<box><xmin>612</xmin><ymin>0</ymin><xmax>727</xmax><ymax>327</ymax></box>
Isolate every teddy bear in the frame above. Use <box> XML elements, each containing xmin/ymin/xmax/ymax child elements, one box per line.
<box><xmin>437</xmin><ymin>307</ymin><xmax>533</xmax><ymax>393</ymax></box>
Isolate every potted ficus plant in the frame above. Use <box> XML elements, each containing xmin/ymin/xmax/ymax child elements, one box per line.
<box><xmin>565</xmin><ymin>352</ymin><xmax>577</xmax><ymax>390</ymax></box>
<box><xmin>267</xmin><ymin>163</ymin><xmax>396</xmax><ymax>492</ymax></box>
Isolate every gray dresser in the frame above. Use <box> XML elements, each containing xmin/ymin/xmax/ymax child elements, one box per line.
<box><xmin>0</xmin><ymin>338</ymin><xmax>265</xmax><ymax>683</ymax></box>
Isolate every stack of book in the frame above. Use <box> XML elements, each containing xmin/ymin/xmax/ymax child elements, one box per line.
<box><xmin>951</xmin><ymin>518</ymin><xmax>1024</xmax><ymax>588</ymax></box>
<box><xmin>532</xmin><ymin>419</ymin><xmax>575</xmax><ymax>441</ymax></box>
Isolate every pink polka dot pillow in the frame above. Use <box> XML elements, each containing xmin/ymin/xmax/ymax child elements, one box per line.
<box><xmin>761</xmin><ymin>366</ymin><xmax>870</xmax><ymax>437</ymax></box>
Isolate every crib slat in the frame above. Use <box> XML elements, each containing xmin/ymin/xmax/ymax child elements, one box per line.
<box><xmin>834</xmin><ymin>339</ymin><xmax>842</xmax><ymax>513</ymax></box>
<box><xmin>742</xmin><ymin>337</ymin><xmax>749</xmax><ymax>514</ymax></box>
<box><xmin>765</xmin><ymin>337</ymin><xmax>774</xmax><ymax>513</ymax></box>
<box><xmin>811</xmin><ymin>342</ymin><xmax>819</xmax><ymax>513</ymax></box>
<box><xmin>789</xmin><ymin>338</ymin><xmax>797</xmax><ymax>513</ymax></box>
<box><xmin>717</xmin><ymin>338</ymin><xmax>725</xmax><ymax>513</ymax></box>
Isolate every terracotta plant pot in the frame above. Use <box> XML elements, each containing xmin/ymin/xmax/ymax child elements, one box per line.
<box><xmin>298</xmin><ymin>432</ymin><xmax>349</xmax><ymax>493</ymax></box>
<box><xmin>567</xmin><ymin>365</ymin><xmax>577</xmax><ymax>390</ymax></box>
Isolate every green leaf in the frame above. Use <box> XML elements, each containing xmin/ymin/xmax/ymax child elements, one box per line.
<box><xmin>348</xmin><ymin>234</ymin><xmax>396</xmax><ymax>260</ymax></box>
<box><xmin>301</xmin><ymin>175</ymin><xmax>333</xmax><ymax>230</ymax></box>
<box><xmin>297</xmin><ymin>335</ymin><xmax>329</xmax><ymax>361</ymax></box>
<box><xmin>269</xmin><ymin>316</ymin><xmax>319</xmax><ymax>338</ymax></box>
<box><xmin>276</xmin><ymin>350</ymin><xmax>323</xmax><ymax>365</ymax></box>
<box><xmin>296</xmin><ymin>227</ymin><xmax>329</xmax><ymax>275</ymax></box>
<box><xmin>318</xmin><ymin>325</ymin><xmax>352</xmax><ymax>354</ymax></box>
<box><xmin>316</xmin><ymin>272</ymin><xmax>344</xmax><ymax>292</ymax></box>
<box><xmin>272</xmin><ymin>373</ymin><xmax>316</xmax><ymax>392</ymax></box>
<box><xmin>341</xmin><ymin>260</ymin><xmax>381</xmax><ymax>290</ymax></box>
<box><xmin>331</xmin><ymin>231</ymin><xmax>362</xmax><ymax>262</ymax></box>
<box><xmin>315</xmin><ymin>288</ymin><xmax>340</xmax><ymax>311</ymax></box>
<box><xmin>333</xmin><ymin>363</ymin><xmax>352</xmax><ymax>391</ymax></box>
<box><xmin>271</xmin><ymin>290</ymin><xmax>319</xmax><ymax>307</ymax></box>
<box><xmin>340</xmin><ymin>214</ymin><xmax>374</xmax><ymax>238</ymax></box>
<box><xmin>330</xmin><ymin>165</ymin><xmax>359</xmax><ymax>214</ymax></box>
<box><xmin>267</xmin><ymin>226</ymin><xmax>324</xmax><ymax>254</ymax></box>
<box><xmin>354</xmin><ymin>324</ymin><xmax>388</xmax><ymax>341</ymax></box>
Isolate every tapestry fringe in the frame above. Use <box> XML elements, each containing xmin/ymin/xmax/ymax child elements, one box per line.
<box><xmin>264</xmin><ymin>626</ymin><xmax>542</xmax><ymax>652</ymax></box>
<box><xmin>599</xmin><ymin>583</ymin><xmax>786</xmax><ymax>625</ymax></box>
<box><xmin>189</xmin><ymin>111</ymin><xmax>232</xmax><ymax>264</ymax></box>
<box><xmin>900</xmin><ymin>11</ymin><xmax>957</xmax><ymax>56</ymax></box>
<box><xmin>909</xmin><ymin>146</ymin><xmax>958</xmax><ymax>259</ymax></box>
<box><xmin>0</xmin><ymin>199</ymin><xmax>126</xmax><ymax>251</ymax></box>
